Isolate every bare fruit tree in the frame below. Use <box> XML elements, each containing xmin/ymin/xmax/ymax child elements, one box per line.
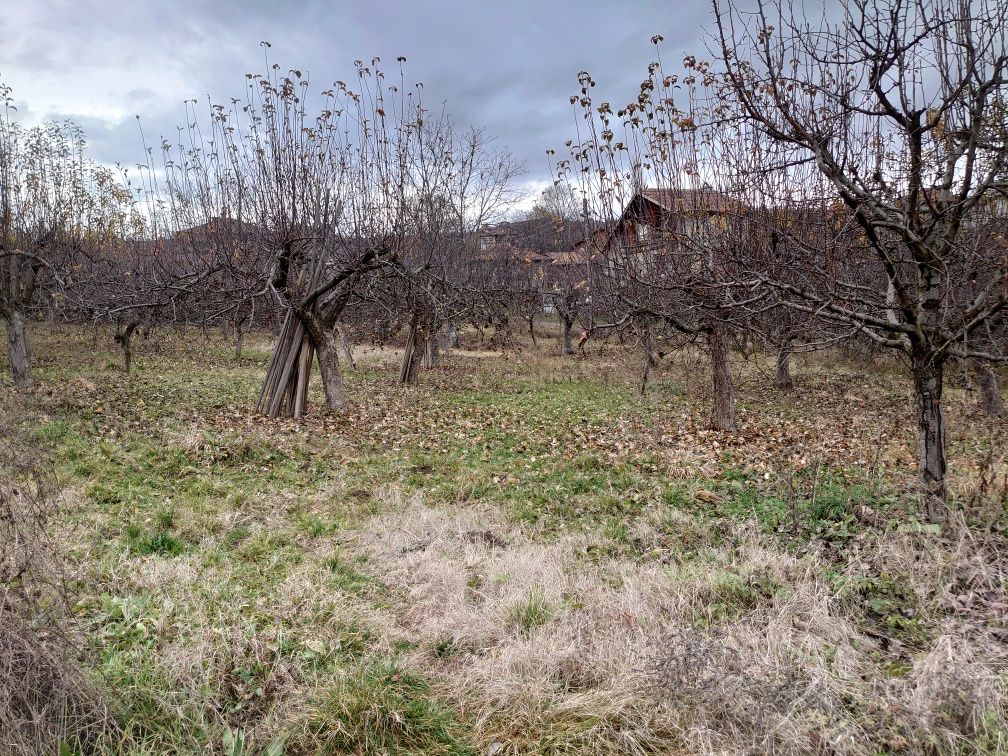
<box><xmin>556</xmin><ymin>61</ymin><xmax>752</xmax><ymax>429</ymax></box>
<box><xmin>714</xmin><ymin>0</ymin><xmax>1008</xmax><ymax>518</ymax></box>
<box><xmin>160</xmin><ymin>52</ymin><xmax>524</xmax><ymax>415</ymax></box>
<box><xmin>0</xmin><ymin>83</ymin><xmax>138</xmax><ymax>387</ymax></box>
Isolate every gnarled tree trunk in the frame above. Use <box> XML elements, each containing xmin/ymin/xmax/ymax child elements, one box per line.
<box><xmin>5</xmin><ymin>310</ymin><xmax>32</xmax><ymax>389</ymax></box>
<box><xmin>708</xmin><ymin>326</ymin><xmax>737</xmax><ymax>432</ymax></box>
<box><xmin>775</xmin><ymin>340</ymin><xmax>793</xmax><ymax>390</ymax></box>
<box><xmin>334</xmin><ymin>325</ymin><xmax>355</xmax><ymax>371</ymax></box>
<box><xmin>114</xmin><ymin>321</ymin><xmax>140</xmax><ymax>374</ymax></box>
<box><xmin>260</xmin><ymin>247</ymin><xmax>384</xmax><ymax>417</ymax></box>
<box><xmin>560</xmin><ymin>313</ymin><xmax>575</xmax><ymax>355</ymax></box>
<box><xmin>975</xmin><ymin>361</ymin><xmax>1004</xmax><ymax>418</ymax></box>
<box><xmin>315</xmin><ymin>333</ymin><xmax>347</xmax><ymax>413</ymax></box>
<box><xmin>912</xmin><ymin>353</ymin><xmax>947</xmax><ymax>521</ymax></box>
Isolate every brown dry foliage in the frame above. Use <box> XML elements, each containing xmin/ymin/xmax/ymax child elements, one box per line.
<box><xmin>0</xmin><ymin>412</ymin><xmax>117</xmax><ymax>756</ymax></box>
<box><xmin>349</xmin><ymin>494</ymin><xmax>1007</xmax><ymax>754</ymax></box>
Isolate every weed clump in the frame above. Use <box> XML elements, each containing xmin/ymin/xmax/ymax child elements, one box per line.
<box><xmin>298</xmin><ymin>661</ymin><xmax>473</xmax><ymax>755</ymax></box>
<box><xmin>0</xmin><ymin>429</ymin><xmax>118</xmax><ymax>755</ymax></box>
<box><xmin>505</xmin><ymin>586</ymin><xmax>554</xmax><ymax>634</ymax></box>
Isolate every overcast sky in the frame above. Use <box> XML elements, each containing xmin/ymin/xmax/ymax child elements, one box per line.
<box><xmin>1</xmin><ymin>0</ymin><xmax>716</xmax><ymax>211</ymax></box>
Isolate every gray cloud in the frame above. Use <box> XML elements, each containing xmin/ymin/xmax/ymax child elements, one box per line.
<box><xmin>1</xmin><ymin>0</ymin><xmax>716</xmax><ymax>204</ymax></box>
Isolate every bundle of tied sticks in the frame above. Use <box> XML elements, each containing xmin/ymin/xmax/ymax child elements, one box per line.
<box><xmin>255</xmin><ymin>309</ymin><xmax>315</xmax><ymax>419</ymax></box>
<box><xmin>255</xmin><ymin>265</ymin><xmax>322</xmax><ymax>419</ymax></box>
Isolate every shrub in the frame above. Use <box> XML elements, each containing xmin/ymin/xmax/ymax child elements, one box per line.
<box><xmin>0</xmin><ymin>427</ymin><xmax>118</xmax><ymax>755</ymax></box>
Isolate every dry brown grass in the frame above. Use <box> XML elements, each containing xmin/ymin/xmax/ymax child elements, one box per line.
<box><xmin>0</xmin><ymin>613</ymin><xmax>116</xmax><ymax>756</ymax></box>
<box><xmin>347</xmin><ymin>492</ymin><xmax>1007</xmax><ymax>754</ymax></box>
<box><xmin>7</xmin><ymin>325</ymin><xmax>1008</xmax><ymax>753</ymax></box>
<box><xmin>0</xmin><ymin>415</ymin><xmax>118</xmax><ymax>755</ymax></box>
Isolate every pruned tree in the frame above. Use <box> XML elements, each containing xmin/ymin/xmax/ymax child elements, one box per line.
<box><xmin>158</xmin><ymin>52</ymin><xmax>524</xmax><ymax>415</ymax></box>
<box><xmin>389</xmin><ymin>124</ymin><xmax>525</xmax><ymax>385</ymax></box>
<box><xmin>713</xmin><ymin>0</ymin><xmax>1008</xmax><ymax>518</ymax></box>
<box><xmin>0</xmin><ymin>82</ymin><xmax>139</xmax><ymax>387</ymax></box>
<box><xmin>555</xmin><ymin>60</ymin><xmax>751</xmax><ymax>430</ymax></box>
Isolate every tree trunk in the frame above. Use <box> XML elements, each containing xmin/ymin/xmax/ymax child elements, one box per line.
<box><xmin>560</xmin><ymin>314</ymin><xmax>574</xmax><ymax>355</ymax></box>
<box><xmin>708</xmin><ymin>326</ymin><xmax>737</xmax><ymax>432</ymax></box>
<box><xmin>440</xmin><ymin>324</ymin><xmax>455</xmax><ymax>355</ymax></box>
<box><xmin>234</xmin><ymin>327</ymin><xmax>245</xmax><ymax>360</ymax></box>
<box><xmin>400</xmin><ymin>314</ymin><xmax>426</xmax><ymax>385</ymax></box>
<box><xmin>528</xmin><ymin>314</ymin><xmax>537</xmax><ymax>347</ymax></box>
<box><xmin>316</xmin><ymin>336</ymin><xmax>348</xmax><ymax>413</ymax></box>
<box><xmin>425</xmin><ymin>340</ymin><xmax>441</xmax><ymax>370</ymax></box>
<box><xmin>775</xmin><ymin>341</ymin><xmax>793</xmax><ymax>390</ymax></box>
<box><xmin>424</xmin><ymin>325</ymin><xmax>440</xmax><ymax>369</ymax></box>
<box><xmin>639</xmin><ymin>318</ymin><xmax>657</xmax><ymax>395</ymax></box>
<box><xmin>912</xmin><ymin>354</ymin><xmax>947</xmax><ymax>521</ymax></box>
<box><xmin>5</xmin><ymin>310</ymin><xmax>32</xmax><ymax>389</ymax></box>
<box><xmin>336</xmin><ymin>324</ymin><xmax>356</xmax><ymax>370</ymax></box>
<box><xmin>114</xmin><ymin>322</ymin><xmax>140</xmax><ymax>374</ymax></box>
<box><xmin>976</xmin><ymin>362</ymin><xmax>1004</xmax><ymax>418</ymax></box>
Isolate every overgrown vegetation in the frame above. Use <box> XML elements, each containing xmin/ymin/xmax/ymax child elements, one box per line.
<box><xmin>0</xmin><ymin>399</ymin><xmax>118</xmax><ymax>755</ymax></box>
<box><xmin>3</xmin><ymin>325</ymin><xmax>1007</xmax><ymax>754</ymax></box>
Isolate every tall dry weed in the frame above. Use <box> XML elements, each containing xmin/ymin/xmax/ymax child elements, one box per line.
<box><xmin>0</xmin><ymin>423</ymin><xmax>117</xmax><ymax>755</ymax></box>
<box><xmin>349</xmin><ymin>493</ymin><xmax>1007</xmax><ymax>754</ymax></box>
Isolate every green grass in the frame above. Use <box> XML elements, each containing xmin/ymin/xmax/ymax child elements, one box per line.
<box><xmin>506</xmin><ymin>587</ymin><xmax>555</xmax><ymax>634</ymax></box>
<box><xmin>10</xmin><ymin>325</ymin><xmax>994</xmax><ymax>755</ymax></box>
<box><xmin>699</xmin><ymin>570</ymin><xmax>786</xmax><ymax>624</ymax></box>
<box><xmin>299</xmin><ymin>661</ymin><xmax>475</xmax><ymax>755</ymax></box>
<box><xmin>834</xmin><ymin>571</ymin><xmax>929</xmax><ymax>647</ymax></box>
<box><xmin>676</xmin><ymin>466</ymin><xmax>900</xmax><ymax>546</ymax></box>
<box><xmin>126</xmin><ymin>524</ymin><xmax>184</xmax><ymax>556</ymax></box>
<box><xmin>325</xmin><ymin>553</ymin><xmax>385</xmax><ymax>598</ymax></box>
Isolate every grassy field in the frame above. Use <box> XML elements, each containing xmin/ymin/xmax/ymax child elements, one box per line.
<box><xmin>4</xmin><ymin>323</ymin><xmax>1008</xmax><ymax>754</ymax></box>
